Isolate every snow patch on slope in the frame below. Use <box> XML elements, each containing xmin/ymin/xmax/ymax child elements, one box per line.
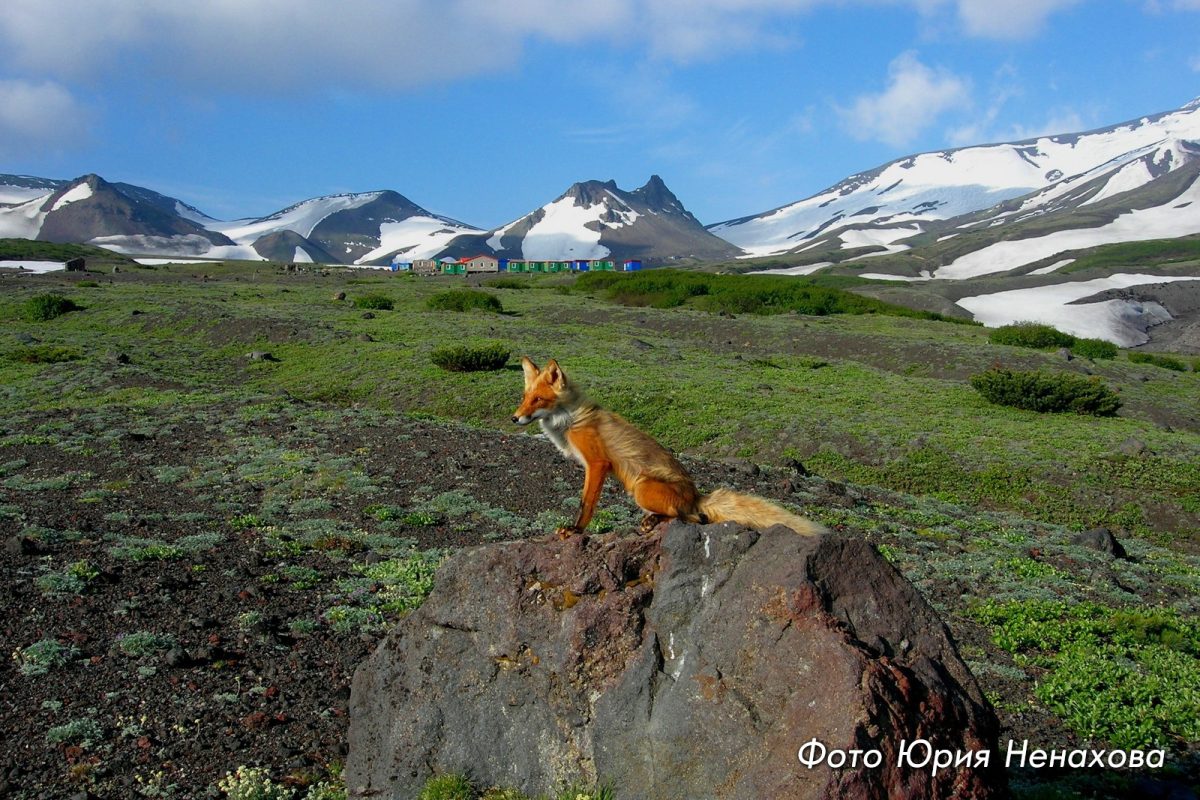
<box><xmin>957</xmin><ymin>273</ymin><xmax>1200</xmax><ymax>346</ymax></box>
<box><xmin>0</xmin><ymin>196</ymin><xmax>52</xmax><ymax>238</ymax></box>
<box><xmin>936</xmin><ymin>173</ymin><xmax>1200</xmax><ymax>278</ymax></box>
<box><xmin>91</xmin><ymin>234</ymin><xmax>264</xmax><ymax>261</ymax></box>
<box><xmin>520</xmin><ymin>195</ymin><xmax>610</xmax><ymax>260</ymax></box>
<box><xmin>52</xmin><ymin>182</ymin><xmax>94</xmax><ymax>211</ymax></box>
<box><xmin>356</xmin><ymin>216</ymin><xmax>483</xmax><ymax>263</ymax></box>
<box><xmin>0</xmin><ymin>260</ymin><xmax>66</xmax><ymax>273</ymax></box>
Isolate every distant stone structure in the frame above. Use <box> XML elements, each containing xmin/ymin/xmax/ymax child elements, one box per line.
<box><xmin>65</xmin><ymin>257</ymin><xmax>86</xmax><ymax>271</ymax></box>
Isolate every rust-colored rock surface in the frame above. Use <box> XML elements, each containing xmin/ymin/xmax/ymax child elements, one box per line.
<box><xmin>346</xmin><ymin>523</ymin><xmax>1006</xmax><ymax>799</ymax></box>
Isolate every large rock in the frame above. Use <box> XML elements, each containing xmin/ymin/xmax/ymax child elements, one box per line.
<box><xmin>346</xmin><ymin>524</ymin><xmax>1006</xmax><ymax>799</ymax></box>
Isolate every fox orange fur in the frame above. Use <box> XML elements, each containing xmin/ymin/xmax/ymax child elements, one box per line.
<box><xmin>512</xmin><ymin>357</ymin><xmax>826</xmax><ymax>538</ymax></box>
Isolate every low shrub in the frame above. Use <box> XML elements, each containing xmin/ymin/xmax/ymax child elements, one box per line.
<box><xmin>572</xmin><ymin>269</ymin><xmax>973</xmax><ymax>323</ymax></box>
<box><xmin>353</xmin><ymin>293</ymin><xmax>394</xmax><ymax>311</ymax></box>
<box><xmin>431</xmin><ymin>343</ymin><xmax>510</xmax><ymax>372</ymax></box>
<box><xmin>1128</xmin><ymin>352</ymin><xmax>1187</xmax><ymax>371</ymax></box>
<box><xmin>970</xmin><ymin>369</ymin><xmax>1121</xmax><ymax>416</ymax></box>
<box><xmin>23</xmin><ymin>293</ymin><xmax>81</xmax><ymax>321</ymax></box>
<box><xmin>988</xmin><ymin>322</ymin><xmax>1075</xmax><ymax>349</ymax></box>
<box><xmin>1070</xmin><ymin>338</ymin><xmax>1118</xmax><ymax>360</ymax></box>
<box><xmin>483</xmin><ymin>277</ymin><xmax>530</xmax><ymax>290</ymax></box>
<box><xmin>427</xmin><ymin>289</ymin><xmax>503</xmax><ymax>313</ymax></box>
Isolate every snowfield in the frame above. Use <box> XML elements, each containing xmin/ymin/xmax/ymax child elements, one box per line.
<box><xmin>0</xmin><ymin>196</ymin><xmax>52</xmax><ymax>239</ymax></box>
<box><xmin>956</xmin><ymin>273</ymin><xmax>1200</xmax><ymax>346</ymax></box>
<box><xmin>0</xmin><ymin>260</ymin><xmax>66</xmax><ymax>273</ymax></box>
<box><xmin>51</xmin><ymin>182</ymin><xmax>94</xmax><ymax>211</ymax></box>
<box><xmin>91</xmin><ymin>234</ymin><xmax>264</xmax><ymax>261</ymax></box>
<box><xmin>357</xmin><ymin>216</ymin><xmax>482</xmax><ymax>264</ymax></box>
<box><xmin>519</xmin><ymin>196</ymin><xmax>611</xmax><ymax>260</ymax></box>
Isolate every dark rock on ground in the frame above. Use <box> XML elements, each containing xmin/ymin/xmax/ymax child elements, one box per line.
<box><xmin>347</xmin><ymin>524</ymin><xmax>1005</xmax><ymax>799</ymax></box>
<box><xmin>1071</xmin><ymin>527</ymin><xmax>1129</xmax><ymax>560</ymax></box>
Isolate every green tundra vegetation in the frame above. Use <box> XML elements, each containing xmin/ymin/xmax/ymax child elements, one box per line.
<box><xmin>1</xmin><ymin>260</ymin><xmax>1197</xmax><ymax>798</ymax></box>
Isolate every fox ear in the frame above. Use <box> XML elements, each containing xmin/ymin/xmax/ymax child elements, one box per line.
<box><xmin>521</xmin><ymin>356</ymin><xmax>540</xmax><ymax>387</ymax></box>
<box><xmin>544</xmin><ymin>359</ymin><xmax>566</xmax><ymax>389</ymax></box>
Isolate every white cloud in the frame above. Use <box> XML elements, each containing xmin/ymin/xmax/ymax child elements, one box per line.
<box><xmin>0</xmin><ymin>78</ymin><xmax>87</xmax><ymax>157</ymax></box>
<box><xmin>951</xmin><ymin>0</ymin><xmax>1083</xmax><ymax>39</ymax></box>
<box><xmin>838</xmin><ymin>51</ymin><xmax>971</xmax><ymax>147</ymax></box>
<box><xmin>0</xmin><ymin>0</ymin><xmax>827</xmax><ymax>91</ymax></box>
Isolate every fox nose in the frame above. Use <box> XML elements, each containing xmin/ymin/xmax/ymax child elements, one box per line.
<box><xmin>511</xmin><ymin>415</ymin><xmax>519</xmax><ymax>424</ymax></box>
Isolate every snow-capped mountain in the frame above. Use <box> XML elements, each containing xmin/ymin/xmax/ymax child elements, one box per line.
<box><xmin>206</xmin><ymin>190</ymin><xmax>482</xmax><ymax>265</ymax></box>
<box><xmin>0</xmin><ymin>175</ymin><xmax>483</xmax><ymax>264</ymax></box>
<box><xmin>0</xmin><ymin>173</ymin><xmax>240</xmax><ymax>255</ymax></box>
<box><xmin>710</xmin><ymin>98</ymin><xmax>1200</xmax><ymax>259</ymax></box>
<box><xmin>442</xmin><ymin>175</ymin><xmax>740</xmax><ymax>264</ymax></box>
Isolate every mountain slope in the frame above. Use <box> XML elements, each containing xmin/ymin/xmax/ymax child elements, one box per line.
<box><xmin>711</xmin><ymin>98</ymin><xmax>1200</xmax><ymax>259</ymax></box>
<box><xmin>449</xmin><ymin>175</ymin><xmax>740</xmax><ymax>264</ymax></box>
<box><xmin>206</xmin><ymin>190</ymin><xmax>482</xmax><ymax>265</ymax></box>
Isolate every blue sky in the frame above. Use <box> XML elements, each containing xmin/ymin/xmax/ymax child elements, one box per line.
<box><xmin>1</xmin><ymin>0</ymin><xmax>1197</xmax><ymax>228</ymax></box>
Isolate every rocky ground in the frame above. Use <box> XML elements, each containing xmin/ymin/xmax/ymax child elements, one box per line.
<box><xmin>3</xmin><ymin>401</ymin><xmax>1192</xmax><ymax>798</ymax></box>
<box><xmin>0</xmin><ymin>403</ymin><xmax>904</xmax><ymax>798</ymax></box>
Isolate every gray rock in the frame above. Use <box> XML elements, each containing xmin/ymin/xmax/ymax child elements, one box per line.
<box><xmin>1056</xmin><ymin>347</ymin><xmax>1073</xmax><ymax>361</ymax></box>
<box><xmin>346</xmin><ymin>525</ymin><xmax>1004</xmax><ymax>800</ymax></box>
<box><xmin>1071</xmin><ymin>527</ymin><xmax>1128</xmax><ymax>560</ymax></box>
<box><xmin>245</xmin><ymin>351</ymin><xmax>277</xmax><ymax>362</ymax></box>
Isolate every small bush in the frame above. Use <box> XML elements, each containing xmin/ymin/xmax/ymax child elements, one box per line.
<box><xmin>15</xmin><ymin>639</ymin><xmax>79</xmax><ymax>676</ymax></box>
<box><xmin>427</xmin><ymin>289</ymin><xmax>503</xmax><ymax>313</ymax></box>
<box><xmin>431</xmin><ymin>343</ymin><xmax>510</xmax><ymax>372</ymax></box>
<box><xmin>1069</xmin><ymin>337</ymin><xmax>1118</xmax><ymax>360</ymax></box>
<box><xmin>23</xmin><ymin>293</ymin><xmax>81</xmax><ymax>321</ymax></box>
<box><xmin>970</xmin><ymin>369</ymin><xmax>1121</xmax><ymax>416</ymax></box>
<box><xmin>353</xmin><ymin>293</ymin><xmax>394</xmax><ymax>310</ymax></box>
<box><xmin>1128</xmin><ymin>351</ymin><xmax>1187</xmax><ymax>371</ymax></box>
<box><xmin>46</xmin><ymin>718</ymin><xmax>103</xmax><ymax>748</ymax></box>
<box><xmin>988</xmin><ymin>322</ymin><xmax>1075</xmax><ymax>349</ymax></box>
<box><xmin>483</xmin><ymin>277</ymin><xmax>530</xmax><ymax>290</ymax></box>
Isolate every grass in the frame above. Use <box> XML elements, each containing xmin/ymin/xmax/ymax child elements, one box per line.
<box><xmin>575</xmin><ymin>269</ymin><xmax>975</xmax><ymax>323</ymax></box>
<box><xmin>1</xmin><ymin>260</ymin><xmax>1198</xmax><ymax>795</ymax></box>
<box><xmin>1058</xmin><ymin>238</ymin><xmax>1200</xmax><ymax>274</ymax></box>
<box><xmin>1129</xmin><ymin>351</ymin><xmax>1188</xmax><ymax>371</ymax></box>
<box><xmin>968</xmin><ymin>600</ymin><xmax>1200</xmax><ymax>749</ymax></box>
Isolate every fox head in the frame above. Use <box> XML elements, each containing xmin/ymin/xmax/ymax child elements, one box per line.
<box><xmin>512</xmin><ymin>357</ymin><xmax>569</xmax><ymax>426</ymax></box>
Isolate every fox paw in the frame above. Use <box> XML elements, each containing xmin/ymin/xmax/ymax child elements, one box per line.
<box><xmin>554</xmin><ymin>525</ymin><xmax>582</xmax><ymax>539</ymax></box>
<box><xmin>639</xmin><ymin>514</ymin><xmax>668</xmax><ymax>534</ymax></box>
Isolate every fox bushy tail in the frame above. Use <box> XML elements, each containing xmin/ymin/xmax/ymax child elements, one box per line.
<box><xmin>697</xmin><ymin>488</ymin><xmax>825</xmax><ymax>536</ymax></box>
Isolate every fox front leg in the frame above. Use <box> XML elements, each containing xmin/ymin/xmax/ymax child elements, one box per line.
<box><xmin>556</xmin><ymin>460</ymin><xmax>609</xmax><ymax>538</ymax></box>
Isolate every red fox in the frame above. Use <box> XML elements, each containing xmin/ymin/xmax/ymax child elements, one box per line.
<box><xmin>512</xmin><ymin>357</ymin><xmax>826</xmax><ymax>538</ymax></box>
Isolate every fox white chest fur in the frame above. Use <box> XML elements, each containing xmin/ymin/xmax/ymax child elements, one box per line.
<box><xmin>539</xmin><ymin>407</ymin><xmax>584</xmax><ymax>465</ymax></box>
